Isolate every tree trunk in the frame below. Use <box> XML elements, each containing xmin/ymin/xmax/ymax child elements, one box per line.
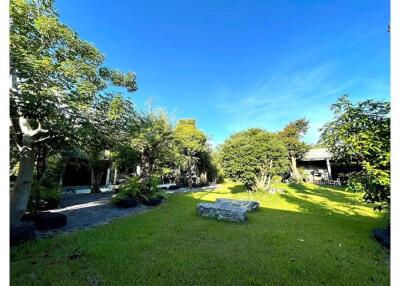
<box><xmin>90</xmin><ymin>168</ymin><xmax>102</xmax><ymax>193</ymax></box>
<box><xmin>266</xmin><ymin>175</ymin><xmax>272</xmax><ymax>190</ymax></box>
<box><xmin>59</xmin><ymin>161</ymin><xmax>66</xmax><ymax>187</ymax></box>
<box><xmin>113</xmin><ymin>166</ymin><xmax>118</xmax><ymax>184</ymax></box>
<box><xmin>265</xmin><ymin>159</ymin><xmax>273</xmax><ymax>191</ymax></box>
<box><xmin>36</xmin><ymin>145</ymin><xmax>48</xmax><ymax>182</ymax></box>
<box><xmin>291</xmin><ymin>156</ymin><xmax>301</xmax><ymax>180</ymax></box>
<box><xmin>10</xmin><ymin>117</ymin><xmax>48</xmax><ymax>226</ymax></box>
<box><xmin>187</xmin><ymin>158</ymin><xmax>193</xmax><ymax>188</ymax></box>
<box><xmin>10</xmin><ymin>137</ymin><xmax>35</xmax><ymax>226</ymax></box>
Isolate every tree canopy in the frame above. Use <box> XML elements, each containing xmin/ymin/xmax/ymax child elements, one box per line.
<box><xmin>219</xmin><ymin>128</ymin><xmax>288</xmax><ymax>190</ymax></box>
<box><xmin>9</xmin><ymin>0</ymin><xmax>137</xmax><ymax>225</ymax></box>
<box><xmin>319</xmin><ymin>95</ymin><xmax>390</xmax><ymax>210</ymax></box>
<box><xmin>131</xmin><ymin>110</ymin><xmax>175</xmax><ymax>182</ymax></box>
<box><xmin>277</xmin><ymin>118</ymin><xmax>310</xmax><ymax>159</ymax></box>
<box><xmin>277</xmin><ymin>118</ymin><xmax>310</xmax><ymax>181</ymax></box>
<box><xmin>173</xmin><ymin>119</ymin><xmax>208</xmax><ymax>187</ymax></box>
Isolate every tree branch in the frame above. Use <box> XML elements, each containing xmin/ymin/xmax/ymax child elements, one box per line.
<box><xmin>19</xmin><ymin>117</ymin><xmax>48</xmax><ymax>137</ymax></box>
<box><xmin>10</xmin><ymin>118</ymin><xmax>22</xmax><ymax>151</ymax></box>
<box><xmin>34</xmin><ymin>135</ymin><xmax>51</xmax><ymax>144</ymax></box>
<box><xmin>32</xmin><ymin>121</ymin><xmax>49</xmax><ymax>136</ymax></box>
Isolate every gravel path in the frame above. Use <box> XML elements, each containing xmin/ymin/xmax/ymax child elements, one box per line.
<box><xmin>36</xmin><ymin>191</ymin><xmax>151</xmax><ymax>238</ymax></box>
<box><xmin>36</xmin><ymin>185</ymin><xmax>219</xmax><ymax>238</ymax></box>
<box><xmin>165</xmin><ymin>185</ymin><xmax>218</xmax><ymax>194</ymax></box>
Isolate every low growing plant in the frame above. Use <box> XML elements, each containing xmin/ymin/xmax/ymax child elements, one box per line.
<box><xmin>111</xmin><ymin>176</ymin><xmax>168</xmax><ymax>204</ymax></box>
<box><xmin>27</xmin><ymin>179</ymin><xmax>62</xmax><ymax>213</ymax></box>
<box><xmin>141</xmin><ymin>176</ymin><xmax>168</xmax><ymax>201</ymax></box>
<box><xmin>111</xmin><ymin>176</ymin><xmax>141</xmax><ymax>204</ymax></box>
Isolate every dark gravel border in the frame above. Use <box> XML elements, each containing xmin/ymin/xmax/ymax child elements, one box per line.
<box><xmin>36</xmin><ymin>191</ymin><xmax>151</xmax><ymax>238</ymax></box>
<box><xmin>36</xmin><ymin>185</ymin><xmax>219</xmax><ymax>238</ymax></box>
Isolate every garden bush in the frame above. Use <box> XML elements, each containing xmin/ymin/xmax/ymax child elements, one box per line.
<box><xmin>27</xmin><ymin>179</ymin><xmax>62</xmax><ymax>213</ymax></box>
<box><xmin>111</xmin><ymin>176</ymin><xmax>167</xmax><ymax>205</ymax></box>
<box><xmin>111</xmin><ymin>176</ymin><xmax>141</xmax><ymax>205</ymax></box>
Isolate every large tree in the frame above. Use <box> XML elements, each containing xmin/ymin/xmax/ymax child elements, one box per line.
<box><xmin>79</xmin><ymin>94</ymin><xmax>137</xmax><ymax>193</ymax></box>
<box><xmin>277</xmin><ymin>118</ymin><xmax>310</xmax><ymax>181</ymax></box>
<box><xmin>173</xmin><ymin>119</ymin><xmax>208</xmax><ymax>188</ymax></box>
<box><xmin>219</xmin><ymin>128</ymin><xmax>288</xmax><ymax>191</ymax></box>
<box><xmin>131</xmin><ymin>110</ymin><xmax>175</xmax><ymax>184</ymax></box>
<box><xmin>10</xmin><ymin>0</ymin><xmax>137</xmax><ymax>225</ymax></box>
<box><xmin>319</xmin><ymin>95</ymin><xmax>390</xmax><ymax>210</ymax></box>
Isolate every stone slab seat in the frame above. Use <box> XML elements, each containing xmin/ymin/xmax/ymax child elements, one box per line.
<box><xmin>215</xmin><ymin>198</ymin><xmax>259</xmax><ymax>211</ymax></box>
<box><xmin>197</xmin><ymin>202</ymin><xmax>248</xmax><ymax>222</ymax></box>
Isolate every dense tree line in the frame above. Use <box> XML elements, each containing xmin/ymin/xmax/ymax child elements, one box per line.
<box><xmin>9</xmin><ymin>0</ymin><xmax>217</xmax><ymax>226</ymax></box>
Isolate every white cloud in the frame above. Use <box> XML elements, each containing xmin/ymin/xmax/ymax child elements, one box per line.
<box><xmin>213</xmin><ymin>61</ymin><xmax>375</xmax><ymax>143</ymax></box>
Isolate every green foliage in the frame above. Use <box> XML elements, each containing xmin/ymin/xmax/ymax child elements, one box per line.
<box><xmin>277</xmin><ymin>118</ymin><xmax>310</xmax><ymax>159</ymax></box>
<box><xmin>10</xmin><ymin>0</ymin><xmax>137</xmax><ymax>153</ymax></box>
<box><xmin>173</xmin><ymin>119</ymin><xmax>211</xmax><ymax>185</ymax></box>
<box><xmin>9</xmin><ymin>0</ymin><xmax>139</xmax><ymax>213</ymax></box>
<box><xmin>146</xmin><ymin>176</ymin><xmax>168</xmax><ymax>200</ymax></box>
<box><xmin>253</xmin><ymin>177</ymin><xmax>268</xmax><ymax>192</ymax></box>
<box><xmin>76</xmin><ymin>93</ymin><xmax>138</xmax><ymax>193</ymax></box>
<box><xmin>297</xmin><ymin>167</ymin><xmax>307</xmax><ymax>180</ymax></box>
<box><xmin>319</xmin><ymin>95</ymin><xmax>390</xmax><ymax>210</ymax></box>
<box><xmin>112</xmin><ymin>176</ymin><xmax>167</xmax><ymax>205</ymax></box>
<box><xmin>272</xmin><ymin>175</ymin><xmax>283</xmax><ymax>183</ymax></box>
<box><xmin>219</xmin><ymin>128</ymin><xmax>288</xmax><ymax>190</ymax></box>
<box><xmin>131</xmin><ymin>110</ymin><xmax>175</xmax><ymax>180</ymax></box>
<box><xmin>80</xmin><ymin>94</ymin><xmax>137</xmax><ymax>155</ymax></box>
<box><xmin>174</xmin><ymin>119</ymin><xmax>207</xmax><ymax>155</ymax></box>
<box><xmin>27</xmin><ymin>179</ymin><xmax>62</xmax><ymax>212</ymax></box>
<box><xmin>210</xmin><ymin>149</ymin><xmax>225</xmax><ymax>183</ymax></box>
<box><xmin>110</xmin><ymin>144</ymin><xmax>140</xmax><ymax>173</ymax></box>
<box><xmin>111</xmin><ymin>176</ymin><xmax>141</xmax><ymax>204</ymax></box>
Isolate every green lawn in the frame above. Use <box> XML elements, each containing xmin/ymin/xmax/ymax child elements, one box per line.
<box><xmin>10</xmin><ymin>182</ymin><xmax>389</xmax><ymax>286</ymax></box>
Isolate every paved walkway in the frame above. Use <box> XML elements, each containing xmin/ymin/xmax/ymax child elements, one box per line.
<box><xmin>36</xmin><ymin>185</ymin><xmax>219</xmax><ymax>238</ymax></box>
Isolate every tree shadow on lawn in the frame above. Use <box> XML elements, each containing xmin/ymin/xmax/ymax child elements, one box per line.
<box><xmin>284</xmin><ymin>183</ymin><xmax>369</xmax><ymax>209</ymax></box>
<box><xmin>226</xmin><ymin>182</ymin><xmax>369</xmax><ymax>215</ymax></box>
<box><xmin>227</xmin><ymin>184</ymin><xmax>246</xmax><ymax>194</ymax></box>
<box><xmin>177</xmin><ymin>189</ymin><xmax>384</xmax><ymax>248</ymax></box>
<box><xmin>10</xmin><ymin>191</ymin><xmax>389</xmax><ymax>286</ymax></box>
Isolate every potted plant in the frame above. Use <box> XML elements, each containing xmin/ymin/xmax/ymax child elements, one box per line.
<box><xmin>141</xmin><ymin>176</ymin><xmax>167</xmax><ymax>206</ymax></box>
<box><xmin>111</xmin><ymin>177</ymin><xmax>140</xmax><ymax>208</ymax></box>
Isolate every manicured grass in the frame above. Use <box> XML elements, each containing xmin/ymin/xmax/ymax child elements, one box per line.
<box><xmin>10</xmin><ymin>182</ymin><xmax>389</xmax><ymax>285</ymax></box>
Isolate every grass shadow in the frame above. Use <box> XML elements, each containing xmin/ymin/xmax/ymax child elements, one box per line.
<box><xmin>286</xmin><ymin>183</ymin><xmax>366</xmax><ymax>205</ymax></box>
<box><xmin>227</xmin><ymin>184</ymin><xmax>246</xmax><ymax>194</ymax></box>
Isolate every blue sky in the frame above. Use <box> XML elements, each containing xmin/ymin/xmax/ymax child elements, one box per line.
<box><xmin>56</xmin><ymin>0</ymin><xmax>390</xmax><ymax>145</ymax></box>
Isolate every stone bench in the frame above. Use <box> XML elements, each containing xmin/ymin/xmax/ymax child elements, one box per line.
<box><xmin>215</xmin><ymin>198</ymin><xmax>259</xmax><ymax>212</ymax></box>
<box><xmin>197</xmin><ymin>202</ymin><xmax>248</xmax><ymax>222</ymax></box>
<box><xmin>197</xmin><ymin>198</ymin><xmax>260</xmax><ymax>222</ymax></box>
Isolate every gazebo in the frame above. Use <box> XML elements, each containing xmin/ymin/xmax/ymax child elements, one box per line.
<box><xmin>298</xmin><ymin>148</ymin><xmax>333</xmax><ymax>183</ymax></box>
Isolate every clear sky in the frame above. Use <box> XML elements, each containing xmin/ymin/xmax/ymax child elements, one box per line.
<box><xmin>56</xmin><ymin>0</ymin><xmax>390</xmax><ymax>145</ymax></box>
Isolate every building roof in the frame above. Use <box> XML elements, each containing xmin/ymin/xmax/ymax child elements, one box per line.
<box><xmin>301</xmin><ymin>148</ymin><xmax>332</xmax><ymax>161</ymax></box>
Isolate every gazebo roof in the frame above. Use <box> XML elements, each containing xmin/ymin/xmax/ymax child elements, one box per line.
<box><xmin>301</xmin><ymin>148</ymin><xmax>332</xmax><ymax>161</ymax></box>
